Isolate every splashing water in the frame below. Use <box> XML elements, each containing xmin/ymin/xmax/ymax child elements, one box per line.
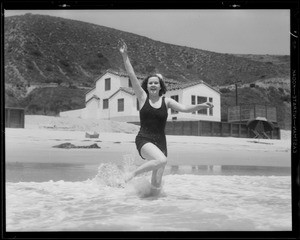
<box><xmin>92</xmin><ymin>163</ymin><xmax>126</xmax><ymax>188</ymax></box>
<box><xmin>92</xmin><ymin>154</ymin><xmax>164</xmax><ymax>198</ymax></box>
<box><xmin>5</xmin><ymin>155</ymin><xmax>292</xmax><ymax>231</ymax></box>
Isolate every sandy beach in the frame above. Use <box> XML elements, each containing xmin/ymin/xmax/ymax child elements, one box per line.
<box><xmin>5</xmin><ymin>116</ymin><xmax>292</xmax><ymax>232</ymax></box>
<box><xmin>5</xmin><ymin>115</ymin><xmax>291</xmax><ymax>168</ymax></box>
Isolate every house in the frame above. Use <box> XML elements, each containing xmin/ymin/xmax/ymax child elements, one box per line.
<box><xmin>60</xmin><ymin>69</ymin><xmax>221</xmax><ymax>122</ymax></box>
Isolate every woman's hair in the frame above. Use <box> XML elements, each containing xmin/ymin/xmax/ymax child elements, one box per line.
<box><xmin>141</xmin><ymin>74</ymin><xmax>167</xmax><ymax>96</ymax></box>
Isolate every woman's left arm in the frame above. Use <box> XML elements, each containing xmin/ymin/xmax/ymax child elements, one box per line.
<box><xmin>165</xmin><ymin>97</ymin><xmax>214</xmax><ymax>113</ymax></box>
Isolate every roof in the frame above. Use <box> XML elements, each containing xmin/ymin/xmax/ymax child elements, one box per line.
<box><xmin>86</xmin><ymin>94</ymin><xmax>100</xmax><ymax>104</ymax></box>
<box><xmin>108</xmin><ymin>87</ymin><xmax>135</xmax><ymax>99</ymax></box>
<box><xmin>167</xmin><ymin>81</ymin><xmax>221</xmax><ymax>94</ymax></box>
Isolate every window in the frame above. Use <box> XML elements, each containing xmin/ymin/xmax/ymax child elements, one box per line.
<box><xmin>103</xmin><ymin>99</ymin><xmax>109</xmax><ymax>109</ymax></box>
<box><xmin>118</xmin><ymin>98</ymin><xmax>124</xmax><ymax>112</ymax></box>
<box><xmin>128</xmin><ymin>78</ymin><xmax>132</xmax><ymax>88</ymax></box>
<box><xmin>209</xmin><ymin>97</ymin><xmax>213</xmax><ymax>116</ymax></box>
<box><xmin>171</xmin><ymin>95</ymin><xmax>179</xmax><ymax>114</ymax></box>
<box><xmin>136</xmin><ymin>99</ymin><xmax>140</xmax><ymax>110</ymax></box>
<box><xmin>105</xmin><ymin>78</ymin><xmax>111</xmax><ymax>91</ymax></box>
<box><xmin>197</xmin><ymin>96</ymin><xmax>207</xmax><ymax>115</ymax></box>
<box><xmin>191</xmin><ymin>95</ymin><xmax>196</xmax><ymax>114</ymax></box>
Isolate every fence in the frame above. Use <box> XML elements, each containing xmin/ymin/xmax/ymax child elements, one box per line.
<box><xmin>130</xmin><ymin>120</ymin><xmax>280</xmax><ymax>139</ymax></box>
<box><xmin>228</xmin><ymin>104</ymin><xmax>277</xmax><ymax>123</ymax></box>
<box><xmin>5</xmin><ymin>107</ymin><xmax>25</xmax><ymax>128</ymax></box>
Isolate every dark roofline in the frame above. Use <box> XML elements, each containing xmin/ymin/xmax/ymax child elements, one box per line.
<box><xmin>108</xmin><ymin>87</ymin><xmax>135</xmax><ymax>100</ymax></box>
<box><xmin>167</xmin><ymin>81</ymin><xmax>221</xmax><ymax>94</ymax></box>
<box><xmin>86</xmin><ymin>94</ymin><xmax>100</xmax><ymax>104</ymax></box>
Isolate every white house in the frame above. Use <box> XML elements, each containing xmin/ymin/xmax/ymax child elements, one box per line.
<box><xmin>60</xmin><ymin>69</ymin><xmax>221</xmax><ymax>122</ymax></box>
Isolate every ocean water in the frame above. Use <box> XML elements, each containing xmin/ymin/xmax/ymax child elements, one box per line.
<box><xmin>6</xmin><ymin>160</ymin><xmax>292</xmax><ymax>232</ymax></box>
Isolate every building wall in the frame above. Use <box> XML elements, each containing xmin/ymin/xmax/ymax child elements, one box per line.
<box><xmin>105</xmin><ymin>91</ymin><xmax>138</xmax><ymax>119</ymax></box>
<box><xmin>60</xmin><ymin>108</ymin><xmax>83</xmax><ymax>118</ymax></box>
<box><xmin>165</xmin><ymin>84</ymin><xmax>221</xmax><ymax>122</ymax></box>
<box><xmin>84</xmin><ymin>98</ymin><xmax>101</xmax><ymax>119</ymax></box>
<box><xmin>85</xmin><ymin>88</ymin><xmax>96</xmax><ymax>102</ymax></box>
<box><xmin>95</xmin><ymin>73</ymin><xmax>128</xmax><ymax>100</ymax></box>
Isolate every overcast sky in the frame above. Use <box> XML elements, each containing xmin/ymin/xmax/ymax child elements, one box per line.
<box><xmin>4</xmin><ymin>9</ymin><xmax>290</xmax><ymax>55</ymax></box>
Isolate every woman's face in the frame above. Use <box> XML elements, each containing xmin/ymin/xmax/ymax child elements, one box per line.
<box><xmin>147</xmin><ymin>77</ymin><xmax>161</xmax><ymax>96</ymax></box>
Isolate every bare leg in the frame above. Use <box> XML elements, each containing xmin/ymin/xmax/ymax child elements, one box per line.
<box><xmin>151</xmin><ymin>166</ymin><xmax>165</xmax><ymax>188</ymax></box>
<box><xmin>125</xmin><ymin>143</ymin><xmax>167</xmax><ymax>182</ymax></box>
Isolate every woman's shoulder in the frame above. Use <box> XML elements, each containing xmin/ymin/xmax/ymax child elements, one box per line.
<box><xmin>163</xmin><ymin>96</ymin><xmax>171</xmax><ymax>107</ymax></box>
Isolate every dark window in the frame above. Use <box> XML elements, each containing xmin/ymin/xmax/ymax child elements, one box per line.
<box><xmin>103</xmin><ymin>99</ymin><xmax>109</xmax><ymax>109</ymax></box>
<box><xmin>171</xmin><ymin>95</ymin><xmax>179</xmax><ymax>114</ymax></box>
<box><xmin>128</xmin><ymin>78</ymin><xmax>132</xmax><ymax>87</ymax></box>
<box><xmin>197</xmin><ymin>96</ymin><xmax>207</xmax><ymax>115</ymax></box>
<box><xmin>191</xmin><ymin>95</ymin><xmax>196</xmax><ymax>114</ymax></box>
<box><xmin>105</xmin><ymin>78</ymin><xmax>111</xmax><ymax>91</ymax></box>
<box><xmin>118</xmin><ymin>98</ymin><xmax>124</xmax><ymax>112</ymax></box>
<box><xmin>209</xmin><ymin>97</ymin><xmax>213</xmax><ymax>116</ymax></box>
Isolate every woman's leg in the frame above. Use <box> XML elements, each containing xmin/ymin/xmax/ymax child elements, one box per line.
<box><xmin>125</xmin><ymin>143</ymin><xmax>167</xmax><ymax>182</ymax></box>
<box><xmin>151</xmin><ymin>166</ymin><xmax>165</xmax><ymax>188</ymax></box>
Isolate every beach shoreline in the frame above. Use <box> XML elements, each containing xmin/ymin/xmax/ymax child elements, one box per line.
<box><xmin>5</xmin><ymin>115</ymin><xmax>291</xmax><ymax>168</ymax></box>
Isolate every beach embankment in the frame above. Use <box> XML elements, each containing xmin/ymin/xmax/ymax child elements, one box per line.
<box><xmin>5</xmin><ymin>115</ymin><xmax>291</xmax><ymax>168</ymax></box>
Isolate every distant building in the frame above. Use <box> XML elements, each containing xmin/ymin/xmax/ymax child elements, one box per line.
<box><xmin>60</xmin><ymin>69</ymin><xmax>221</xmax><ymax>122</ymax></box>
<box><xmin>5</xmin><ymin>107</ymin><xmax>25</xmax><ymax>128</ymax></box>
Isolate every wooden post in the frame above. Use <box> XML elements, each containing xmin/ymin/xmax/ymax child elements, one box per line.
<box><xmin>198</xmin><ymin>121</ymin><xmax>202</xmax><ymax>136</ymax></box>
<box><xmin>240</xmin><ymin>105</ymin><xmax>242</xmax><ymax>122</ymax></box>
<box><xmin>173</xmin><ymin>121</ymin><xmax>175</xmax><ymax>135</ymax></box>
<box><xmin>7</xmin><ymin>109</ymin><xmax>11</xmax><ymax>128</ymax></box>
<box><xmin>220</xmin><ymin>122</ymin><xmax>223</xmax><ymax>137</ymax></box>
<box><xmin>21</xmin><ymin>109</ymin><xmax>25</xmax><ymax>128</ymax></box>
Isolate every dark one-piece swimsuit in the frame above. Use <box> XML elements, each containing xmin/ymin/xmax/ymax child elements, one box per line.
<box><xmin>135</xmin><ymin>96</ymin><xmax>168</xmax><ymax>159</ymax></box>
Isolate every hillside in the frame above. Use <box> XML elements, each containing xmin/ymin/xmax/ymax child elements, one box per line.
<box><xmin>4</xmin><ymin>14</ymin><xmax>291</xmax><ymax>129</ymax></box>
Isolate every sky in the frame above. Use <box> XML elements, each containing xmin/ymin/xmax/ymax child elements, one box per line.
<box><xmin>4</xmin><ymin>9</ymin><xmax>290</xmax><ymax>55</ymax></box>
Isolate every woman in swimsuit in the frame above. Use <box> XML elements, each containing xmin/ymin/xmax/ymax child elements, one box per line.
<box><xmin>118</xmin><ymin>39</ymin><xmax>214</xmax><ymax>189</ymax></box>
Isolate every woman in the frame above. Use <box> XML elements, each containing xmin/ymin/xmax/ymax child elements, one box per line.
<box><xmin>118</xmin><ymin>39</ymin><xmax>213</xmax><ymax>189</ymax></box>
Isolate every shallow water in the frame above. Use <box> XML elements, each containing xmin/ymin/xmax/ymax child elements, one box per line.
<box><xmin>6</xmin><ymin>162</ymin><xmax>292</xmax><ymax>231</ymax></box>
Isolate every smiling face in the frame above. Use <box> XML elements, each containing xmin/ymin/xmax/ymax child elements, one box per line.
<box><xmin>147</xmin><ymin>77</ymin><xmax>161</xmax><ymax>96</ymax></box>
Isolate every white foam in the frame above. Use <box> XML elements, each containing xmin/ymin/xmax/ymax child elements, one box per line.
<box><xmin>6</xmin><ymin>174</ymin><xmax>291</xmax><ymax>231</ymax></box>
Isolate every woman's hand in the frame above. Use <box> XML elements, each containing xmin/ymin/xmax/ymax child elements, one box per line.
<box><xmin>205</xmin><ymin>102</ymin><xmax>214</xmax><ymax>108</ymax></box>
<box><xmin>118</xmin><ymin>39</ymin><xmax>128</xmax><ymax>55</ymax></box>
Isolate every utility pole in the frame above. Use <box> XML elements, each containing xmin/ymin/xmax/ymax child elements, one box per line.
<box><xmin>234</xmin><ymin>81</ymin><xmax>242</xmax><ymax>106</ymax></box>
<box><xmin>235</xmin><ymin>83</ymin><xmax>238</xmax><ymax>106</ymax></box>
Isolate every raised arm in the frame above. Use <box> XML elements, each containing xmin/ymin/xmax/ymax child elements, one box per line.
<box><xmin>166</xmin><ymin>97</ymin><xmax>214</xmax><ymax>113</ymax></box>
<box><xmin>118</xmin><ymin>39</ymin><xmax>147</xmax><ymax>103</ymax></box>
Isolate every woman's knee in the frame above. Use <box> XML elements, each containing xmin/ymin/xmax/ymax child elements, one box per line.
<box><xmin>157</xmin><ymin>155</ymin><xmax>167</xmax><ymax>167</ymax></box>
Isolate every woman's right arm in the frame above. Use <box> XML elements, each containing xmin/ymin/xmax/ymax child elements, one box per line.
<box><xmin>118</xmin><ymin>39</ymin><xmax>147</xmax><ymax>103</ymax></box>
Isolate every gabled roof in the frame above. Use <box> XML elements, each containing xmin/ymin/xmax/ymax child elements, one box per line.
<box><xmin>86</xmin><ymin>94</ymin><xmax>100</xmax><ymax>104</ymax></box>
<box><xmin>167</xmin><ymin>81</ymin><xmax>221</xmax><ymax>94</ymax></box>
<box><xmin>108</xmin><ymin>87</ymin><xmax>135</xmax><ymax>99</ymax></box>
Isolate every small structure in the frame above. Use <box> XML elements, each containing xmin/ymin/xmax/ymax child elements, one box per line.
<box><xmin>247</xmin><ymin>117</ymin><xmax>275</xmax><ymax>139</ymax></box>
<box><xmin>228</xmin><ymin>104</ymin><xmax>278</xmax><ymax>139</ymax></box>
<box><xmin>5</xmin><ymin>107</ymin><xmax>25</xmax><ymax>128</ymax></box>
<box><xmin>227</xmin><ymin>104</ymin><xmax>277</xmax><ymax>124</ymax></box>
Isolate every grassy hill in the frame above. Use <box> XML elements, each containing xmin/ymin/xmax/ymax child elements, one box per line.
<box><xmin>4</xmin><ymin>13</ymin><xmax>291</xmax><ymax>129</ymax></box>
